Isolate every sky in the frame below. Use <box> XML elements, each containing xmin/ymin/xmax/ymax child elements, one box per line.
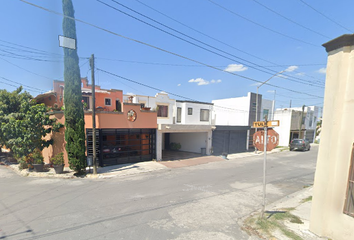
<box><xmin>1</xmin><ymin>0</ymin><xmax>353</xmax><ymax>111</ymax></box>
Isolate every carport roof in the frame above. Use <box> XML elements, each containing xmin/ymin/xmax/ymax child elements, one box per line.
<box><xmin>215</xmin><ymin>125</ymin><xmax>250</xmax><ymax>131</ymax></box>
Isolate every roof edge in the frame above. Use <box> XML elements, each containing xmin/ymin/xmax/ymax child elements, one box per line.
<box><xmin>323</xmin><ymin>34</ymin><xmax>354</xmax><ymax>52</ymax></box>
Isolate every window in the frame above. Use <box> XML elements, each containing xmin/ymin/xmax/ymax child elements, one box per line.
<box><xmin>188</xmin><ymin>108</ymin><xmax>193</xmax><ymax>115</ymax></box>
<box><xmin>82</xmin><ymin>96</ymin><xmax>90</xmax><ymax>109</ymax></box>
<box><xmin>116</xmin><ymin>100</ymin><xmax>122</xmax><ymax>112</ymax></box>
<box><xmin>105</xmin><ymin>98</ymin><xmax>111</xmax><ymax>106</ymax></box>
<box><xmin>177</xmin><ymin>107</ymin><xmax>182</xmax><ymax>123</ymax></box>
<box><xmin>252</xmin><ymin>102</ymin><xmax>257</xmax><ymax>111</ymax></box>
<box><xmin>344</xmin><ymin>144</ymin><xmax>354</xmax><ymax>217</ymax></box>
<box><xmin>140</xmin><ymin>103</ymin><xmax>145</xmax><ymax>109</ymax></box>
<box><xmin>263</xmin><ymin>109</ymin><xmax>269</xmax><ymax>120</ymax></box>
<box><xmin>200</xmin><ymin>109</ymin><xmax>210</xmax><ymax>121</ymax></box>
<box><xmin>157</xmin><ymin>105</ymin><xmax>168</xmax><ymax>117</ymax></box>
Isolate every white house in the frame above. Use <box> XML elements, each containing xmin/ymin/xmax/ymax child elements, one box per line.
<box><xmin>123</xmin><ymin>93</ymin><xmax>214</xmax><ymax>160</ymax></box>
<box><xmin>212</xmin><ymin>92</ymin><xmax>274</xmax><ymax>152</ymax></box>
<box><xmin>274</xmin><ymin>106</ymin><xmax>319</xmax><ymax>146</ymax></box>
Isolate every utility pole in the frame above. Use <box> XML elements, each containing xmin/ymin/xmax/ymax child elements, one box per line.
<box><xmin>299</xmin><ymin>105</ymin><xmax>305</xmax><ymax>139</ymax></box>
<box><xmin>90</xmin><ymin>54</ymin><xmax>97</xmax><ymax>175</ymax></box>
<box><xmin>261</xmin><ymin>115</ymin><xmax>268</xmax><ymax>218</ymax></box>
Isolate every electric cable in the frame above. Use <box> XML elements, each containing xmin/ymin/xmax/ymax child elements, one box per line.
<box><xmin>133</xmin><ymin>0</ymin><xmax>326</xmax><ymax>83</ymax></box>
<box><xmin>20</xmin><ymin>0</ymin><xmax>324</xmax><ymax>98</ymax></box>
<box><xmin>101</xmin><ymin>0</ymin><xmax>324</xmax><ymax>87</ymax></box>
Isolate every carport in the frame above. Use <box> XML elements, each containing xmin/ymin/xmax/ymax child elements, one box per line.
<box><xmin>156</xmin><ymin>124</ymin><xmax>213</xmax><ymax>161</ymax></box>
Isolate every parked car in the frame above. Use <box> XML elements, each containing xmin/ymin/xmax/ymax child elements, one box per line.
<box><xmin>289</xmin><ymin>139</ymin><xmax>311</xmax><ymax>151</ymax></box>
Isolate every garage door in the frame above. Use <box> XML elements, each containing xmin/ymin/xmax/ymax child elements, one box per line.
<box><xmin>212</xmin><ymin>130</ymin><xmax>248</xmax><ymax>155</ymax></box>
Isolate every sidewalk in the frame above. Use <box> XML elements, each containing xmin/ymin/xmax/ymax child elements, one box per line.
<box><xmin>242</xmin><ymin>186</ymin><xmax>328</xmax><ymax>240</ymax></box>
<box><xmin>3</xmin><ymin>147</ymin><xmax>284</xmax><ymax>179</ymax></box>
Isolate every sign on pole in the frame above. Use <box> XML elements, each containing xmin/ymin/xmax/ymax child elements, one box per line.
<box><xmin>253</xmin><ymin>120</ymin><xmax>279</xmax><ymax>128</ymax></box>
<box><xmin>59</xmin><ymin>35</ymin><xmax>76</xmax><ymax>50</ymax></box>
<box><xmin>253</xmin><ymin>129</ymin><xmax>279</xmax><ymax>151</ymax></box>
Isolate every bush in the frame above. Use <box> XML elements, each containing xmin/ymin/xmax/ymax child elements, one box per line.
<box><xmin>32</xmin><ymin>148</ymin><xmax>44</xmax><ymax>164</ymax></box>
<box><xmin>18</xmin><ymin>156</ymin><xmax>28</xmax><ymax>170</ymax></box>
<box><xmin>51</xmin><ymin>152</ymin><xmax>64</xmax><ymax>165</ymax></box>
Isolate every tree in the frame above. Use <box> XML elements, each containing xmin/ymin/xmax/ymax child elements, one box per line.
<box><xmin>0</xmin><ymin>88</ymin><xmax>62</xmax><ymax>157</ymax></box>
<box><xmin>62</xmin><ymin>0</ymin><xmax>86</xmax><ymax>174</ymax></box>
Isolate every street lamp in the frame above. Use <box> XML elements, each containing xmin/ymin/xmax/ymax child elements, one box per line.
<box><xmin>255</xmin><ymin>70</ymin><xmax>285</xmax><ymax>130</ymax></box>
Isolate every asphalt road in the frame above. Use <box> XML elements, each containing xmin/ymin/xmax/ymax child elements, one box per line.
<box><xmin>0</xmin><ymin>146</ymin><xmax>318</xmax><ymax>240</ymax></box>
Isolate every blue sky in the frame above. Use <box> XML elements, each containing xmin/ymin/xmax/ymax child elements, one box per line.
<box><xmin>1</xmin><ymin>0</ymin><xmax>353</xmax><ymax>110</ymax></box>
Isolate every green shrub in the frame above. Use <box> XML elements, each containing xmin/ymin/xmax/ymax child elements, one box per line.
<box><xmin>51</xmin><ymin>152</ymin><xmax>64</xmax><ymax>165</ymax></box>
<box><xmin>18</xmin><ymin>156</ymin><xmax>28</xmax><ymax>170</ymax></box>
<box><xmin>32</xmin><ymin>148</ymin><xmax>44</xmax><ymax>164</ymax></box>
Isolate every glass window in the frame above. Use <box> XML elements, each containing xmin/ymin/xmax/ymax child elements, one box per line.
<box><xmin>200</xmin><ymin>109</ymin><xmax>210</xmax><ymax>121</ymax></box>
<box><xmin>188</xmin><ymin>108</ymin><xmax>193</xmax><ymax>115</ymax></box>
<box><xmin>105</xmin><ymin>98</ymin><xmax>111</xmax><ymax>106</ymax></box>
<box><xmin>157</xmin><ymin>105</ymin><xmax>168</xmax><ymax>117</ymax></box>
<box><xmin>344</xmin><ymin>144</ymin><xmax>354</xmax><ymax>217</ymax></box>
<box><xmin>177</xmin><ymin>107</ymin><xmax>182</xmax><ymax>123</ymax></box>
<box><xmin>82</xmin><ymin>96</ymin><xmax>90</xmax><ymax>109</ymax></box>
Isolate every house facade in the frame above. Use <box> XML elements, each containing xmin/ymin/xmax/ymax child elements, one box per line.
<box><xmin>212</xmin><ymin>92</ymin><xmax>274</xmax><ymax>153</ymax></box>
<box><xmin>273</xmin><ymin>106</ymin><xmax>319</xmax><ymax>146</ymax></box>
<box><xmin>310</xmin><ymin>34</ymin><xmax>354</xmax><ymax>240</ymax></box>
<box><xmin>123</xmin><ymin>93</ymin><xmax>214</xmax><ymax>160</ymax></box>
<box><xmin>35</xmin><ymin>78</ymin><xmax>157</xmax><ymax>167</ymax></box>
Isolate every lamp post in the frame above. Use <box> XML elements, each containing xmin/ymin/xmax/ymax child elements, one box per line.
<box><xmin>255</xmin><ymin>70</ymin><xmax>285</xmax><ymax>129</ymax></box>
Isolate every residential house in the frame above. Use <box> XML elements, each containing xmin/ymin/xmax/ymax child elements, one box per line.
<box><xmin>212</xmin><ymin>92</ymin><xmax>274</xmax><ymax>153</ymax></box>
<box><xmin>123</xmin><ymin>93</ymin><xmax>214</xmax><ymax>160</ymax></box>
<box><xmin>310</xmin><ymin>34</ymin><xmax>354</xmax><ymax>240</ymax></box>
<box><xmin>34</xmin><ymin>78</ymin><xmax>157</xmax><ymax>167</ymax></box>
<box><xmin>273</xmin><ymin>106</ymin><xmax>319</xmax><ymax>146</ymax></box>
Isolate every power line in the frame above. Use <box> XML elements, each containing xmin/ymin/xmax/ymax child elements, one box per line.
<box><xmin>99</xmin><ymin>0</ymin><xmax>324</xmax><ymax>88</ymax></box>
<box><xmin>134</xmin><ymin>0</ymin><xmax>326</xmax><ymax>84</ymax></box>
<box><xmin>0</xmin><ymin>57</ymin><xmax>54</xmax><ymax>80</ymax></box>
<box><xmin>20</xmin><ymin>0</ymin><xmax>323</xmax><ymax>98</ymax></box>
<box><xmin>251</xmin><ymin>0</ymin><xmax>330</xmax><ymax>39</ymax></box>
<box><xmin>96</xmin><ymin>57</ymin><xmax>325</xmax><ymax>68</ymax></box>
<box><xmin>97</xmin><ymin>68</ymin><xmax>321</xmax><ymax>114</ymax></box>
<box><xmin>206</xmin><ymin>0</ymin><xmax>320</xmax><ymax>47</ymax></box>
<box><xmin>298</xmin><ymin>0</ymin><xmax>353</xmax><ymax>33</ymax></box>
<box><xmin>0</xmin><ymin>77</ymin><xmax>45</xmax><ymax>93</ymax></box>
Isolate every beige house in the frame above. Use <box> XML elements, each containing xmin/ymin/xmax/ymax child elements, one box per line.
<box><xmin>310</xmin><ymin>34</ymin><xmax>354</xmax><ymax>239</ymax></box>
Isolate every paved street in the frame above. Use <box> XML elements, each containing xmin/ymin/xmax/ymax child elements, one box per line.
<box><xmin>0</xmin><ymin>146</ymin><xmax>318</xmax><ymax>240</ymax></box>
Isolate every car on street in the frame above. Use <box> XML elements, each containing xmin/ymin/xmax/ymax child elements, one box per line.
<box><xmin>289</xmin><ymin>139</ymin><xmax>311</xmax><ymax>151</ymax></box>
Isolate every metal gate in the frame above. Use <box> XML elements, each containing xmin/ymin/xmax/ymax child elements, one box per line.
<box><xmin>212</xmin><ymin>126</ymin><xmax>249</xmax><ymax>155</ymax></box>
<box><xmin>86</xmin><ymin>128</ymin><xmax>156</xmax><ymax>166</ymax></box>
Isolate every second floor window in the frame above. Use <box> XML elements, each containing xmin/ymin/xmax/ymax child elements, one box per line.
<box><xmin>157</xmin><ymin>105</ymin><xmax>168</xmax><ymax>117</ymax></box>
<box><xmin>188</xmin><ymin>108</ymin><xmax>193</xmax><ymax>115</ymax></box>
<box><xmin>177</xmin><ymin>107</ymin><xmax>182</xmax><ymax>123</ymax></box>
<box><xmin>105</xmin><ymin>98</ymin><xmax>111</xmax><ymax>106</ymax></box>
<box><xmin>200</xmin><ymin>109</ymin><xmax>209</xmax><ymax>121</ymax></box>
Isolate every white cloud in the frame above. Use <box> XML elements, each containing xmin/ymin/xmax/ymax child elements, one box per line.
<box><xmin>188</xmin><ymin>78</ymin><xmax>222</xmax><ymax>86</ymax></box>
<box><xmin>285</xmin><ymin>65</ymin><xmax>298</xmax><ymax>72</ymax></box>
<box><xmin>177</xmin><ymin>84</ymin><xmax>181</xmax><ymax>87</ymax></box>
<box><xmin>317</xmin><ymin>68</ymin><xmax>326</xmax><ymax>74</ymax></box>
<box><xmin>296</xmin><ymin>72</ymin><xmax>305</xmax><ymax>76</ymax></box>
<box><xmin>224</xmin><ymin>64</ymin><xmax>248</xmax><ymax>72</ymax></box>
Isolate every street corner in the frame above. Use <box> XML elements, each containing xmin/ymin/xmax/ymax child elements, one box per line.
<box><xmin>241</xmin><ymin>186</ymin><xmax>327</xmax><ymax>240</ymax></box>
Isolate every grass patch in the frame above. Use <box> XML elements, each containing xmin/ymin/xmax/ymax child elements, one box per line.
<box><xmin>301</xmin><ymin>196</ymin><xmax>312</xmax><ymax>203</ymax></box>
<box><xmin>243</xmin><ymin>209</ymin><xmax>303</xmax><ymax>240</ymax></box>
